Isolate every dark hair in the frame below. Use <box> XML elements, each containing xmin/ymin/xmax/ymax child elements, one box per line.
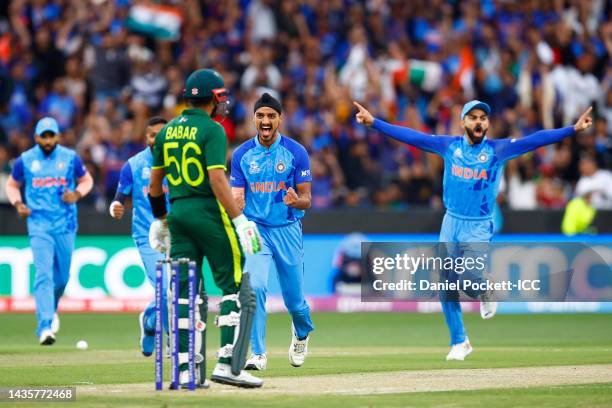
<box><xmin>147</xmin><ymin>116</ymin><xmax>168</xmax><ymax>127</ymax></box>
<box><xmin>187</xmin><ymin>96</ymin><xmax>214</xmax><ymax>108</ymax></box>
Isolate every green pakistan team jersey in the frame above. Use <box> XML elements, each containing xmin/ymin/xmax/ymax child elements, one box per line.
<box><xmin>152</xmin><ymin>109</ymin><xmax>227</xmax><ymax>201</ymax></box>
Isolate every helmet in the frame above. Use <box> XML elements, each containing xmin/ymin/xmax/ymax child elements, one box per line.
<box><xmin>183</xmin><ymin>68</ymin><xmax>230</xmax><ymax>118</ymax></box>
<box><xmin>184</xmin><ymin>68</ymin><xmax>225</xmax><ymax>99</ymax></box>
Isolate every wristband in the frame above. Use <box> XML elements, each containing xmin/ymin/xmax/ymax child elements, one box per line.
<box><xmin>148</xmin><ymin>193</ymin><xmax>167</xmax><ymax>218</ymax></box>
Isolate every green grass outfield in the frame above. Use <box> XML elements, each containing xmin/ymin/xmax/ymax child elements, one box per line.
<box><xmin>1</xmin><ymin>312</ymin><xmax>611</xmax><ymax>407</ymax></box>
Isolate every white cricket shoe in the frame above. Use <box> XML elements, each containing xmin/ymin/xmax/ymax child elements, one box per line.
<box><xmin>39</xmin><ymin>328</ymin><xmax>56</xmax><ymax>346</ymax></box>
<box><xmin>480</xmin><ymin>291</ymin><xmax>498</xmax><ymax>320</ymax></box>
<box><xmin>51</xmin><ymin>313</ymin><xmax>60</xmax><ymax>334</ymax></box>
<box><xmin>446</xmin><ymin>338</ymin><xmax>472</xmax><ymax>361</ymax></box>
<box><xmin>179</xmin><ymin>369</ymin><xmax>210</xmax><ymax>389</ymax></box>
<box><xmin>288</xmin><ymin>325</ymin><xmax>309</xmax><ymax>367</ymax></box>
<box><xmin>210</xmin><ymin>363</ymin><xmax>263</xmax><ymax>388</ymax></box>
<box><xmin>245</xmin><ymin>353</ymin><xmax>267</xmax><ymax>370</ymax></box>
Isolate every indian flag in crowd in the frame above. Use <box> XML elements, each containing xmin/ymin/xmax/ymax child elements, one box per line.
<box><xmin>392</xmin><ymin>60</ymin><xmax>443</xmax><ymax>93</ymax></box>
<box><xmin>126</xmin><ymin>3</ymin><xmax>182</xmax><ymax>41</ymax></box>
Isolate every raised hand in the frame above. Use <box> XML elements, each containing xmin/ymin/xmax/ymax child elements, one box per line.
<box><xmin>353</xmin><ymin>101</ymin><xmax>374</xmax><ymax>127</ymax></box>
<box><xmin>574</xmin><ymin>106</ymin><xmax>593</xmax><ymax>133</ymax></box>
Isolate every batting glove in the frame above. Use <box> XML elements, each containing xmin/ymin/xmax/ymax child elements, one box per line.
<box><xmin>232</xmin><ymin>214</ymin><xmax>262</xmax><ymax>255</ymax></box>
<box><xmin>149</xmin><ymin>219</ymin><xmax>171</xmax><ymax>253</ymax></box>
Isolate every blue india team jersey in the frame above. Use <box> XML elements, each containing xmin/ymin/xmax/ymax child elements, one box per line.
<box><xmin>116</xmin><ymin>148</ymin><xmax>169</xmax><ymax>242</ymax></box>
<box><xmin>11</xmin><ymin>145</ymin><xmax>86</xmax><ymax>235</ymax></box>
<box><xmin>441</xmin><ymin>137</ymin><xmax>504</xmax><ymax>218</ymax></box>
<box><xmin>230</xmin><ymin>134</ymin><xmax>312</xmax><ymax>227</ymax></box>
<box><xmin>372</xmin><ymin>119</ymin><xmax>575</xmax><ymax>219</ymax></box>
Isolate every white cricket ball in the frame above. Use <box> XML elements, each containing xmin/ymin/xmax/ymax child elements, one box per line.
<box><xmin>76</xmin><ymin>340</ymin><xmax>88</xmax><ymax>350</ymax></box>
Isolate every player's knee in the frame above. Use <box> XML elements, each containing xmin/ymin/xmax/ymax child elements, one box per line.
<box><xmin>249</xmin><ymin>276</ymin><xmax>267</xmax><ymax>293</ymax></box>
<box><xmin>284</xmin><ymin>298</ymin><xmax>308</xmax><ymax>314</ymax></box>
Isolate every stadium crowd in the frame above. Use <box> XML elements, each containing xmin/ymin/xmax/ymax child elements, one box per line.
<box><xmin>0</xmin><ymin>0</ymin><xmax>611</xmax><ymax>212</ymax></box>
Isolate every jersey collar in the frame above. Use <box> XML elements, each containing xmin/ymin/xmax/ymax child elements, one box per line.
<box><xmin>255</xmin><ymin>132</ymin><xmax>282</xmax><ymax>151</ymax></box>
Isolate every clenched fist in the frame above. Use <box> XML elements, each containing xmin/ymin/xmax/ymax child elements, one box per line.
<box><xmin>284</xmin><ymin>187</ymin><xmax>299</xmax><ymax>207</ymax></box>
<box><xmin>109</xmin><ymin>201</ymin><xmax>125</xmax><ymax>219</ymax></box>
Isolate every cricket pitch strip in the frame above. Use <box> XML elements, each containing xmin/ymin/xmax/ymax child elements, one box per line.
<box><xmin>76</xmin><ymin>364</ymin><xmax>612</xmax><ymax>397</ymax></box>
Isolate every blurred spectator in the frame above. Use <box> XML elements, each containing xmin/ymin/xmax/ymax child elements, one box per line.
<box><xmin>38</xmin><ymin>78</ymin><xmax>77</xmax><ymax>131</ymax></box>
<box><xmin>575</xmin><ymin>154</ymin><xmax>612</xmax><ymax>209</ymax></box>
<box><xmin>505</xmin><ymin>157</ymin><xmax>538</xmax><ymax>210</ymax></box>
<box><xmin>240</xmin><ymin>42</ymin><xmax>282</xmax><ymax>94</ymax></box>
<box><xmin>84</xmin><ymin>32</ymin><xmax>130</xmax><ymax>102</ymax></box>
<box><xmin>561</xmin><ymin>190</ymin><xmax>597</xmax><ymax>236</ymax></box>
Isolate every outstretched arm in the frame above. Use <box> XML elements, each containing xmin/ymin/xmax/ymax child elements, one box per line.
<box><xmin>497</xmin><ymin>107</ymin><xmax>593</xmax><ymax>161</ymax></box>
<box><xmin>353</xmin><ymin>101</ymin><xmax>451</xmax><ymax>156</ymax></box>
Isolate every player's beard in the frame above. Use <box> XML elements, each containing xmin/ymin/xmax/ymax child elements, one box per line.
<box><xmin>39</xmin><ymin>141</ymin><xmax>58</xmax><ymax>156</ymax></box>
<box><xmin>465</xmin><ymin>124</ymin><xmax>488</xmax><ymax>144</ymax></box>
<box><xmin>258</xmin><ymin>124</ymin><xmax>278</xmax><ymax>146</ymax></box>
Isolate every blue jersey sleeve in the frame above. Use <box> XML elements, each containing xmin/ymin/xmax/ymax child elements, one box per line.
<box><xmin>494</xmin><ymin>126</ymin><xmax>575</xmax><ymax>162</ymax></box>
<box><xmin>73</xmin><ymin>154</ymin><xmax>87</xmax><ymax>179</ymax></box>
<box><xmin>11</xmin><ymin>157</ymin><xmax>24</xmax><ymax>182</ymax></box>
<box><xmin>116</xmin><ymin>161</ymin><xmax>133</xmax><ymax>196</ymax></box>
<box><xmin>293</xmin><ymin>145</ymin><xmax>312</xmax><ymax>184</ymax></box>
<box><xmin>372</xmin><ymin>118</ymin><xmax>453</xmax><ymax>156</ymax></box>
<box><xmin>230</xmin><ymin>147</ymin><xmax>247</xmax><ymax>188</ymax></box>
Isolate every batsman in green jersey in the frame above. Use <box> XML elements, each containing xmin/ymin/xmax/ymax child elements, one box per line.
<box><xmin>148</xmin><ymin>68</ymin><xmax>263</xmax><ymax>388</ymax></box>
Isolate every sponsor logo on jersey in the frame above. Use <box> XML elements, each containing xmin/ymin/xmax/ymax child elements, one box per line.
<box><xmin>31</xmin><ymin>160</ymin><xmax>41</xmax><ymax>172</ymax></box>
<box><xmin>142</xmin><ymin>167</ymin><xmax>151</xmax><ymax>179</ymax></box>
<box><xmin>454</xmin><ymin>149</ymin><xmax>462</xmax><ymax>158</ymax></box>
<box><xmin>301</xmin><ymin>169</ymin><xmax>311</xmax><ymax>177</ymax></box>
<box><xmin>57</xmin><ymin>161</ymin><xmax>65</xmax><ymax>170</ymax></box>
<box><xmin>250</xmin><ymin>181</ymin><xmax>288</xmax><ymax>193</ymax></box>
<box><xmin>249</xmin><ymin>161</ymin><xmax>260</xmax><ymax>174</ymax></box>
<box><xmin>451</xmin><ymin>164</ymin><xmax>488</xmax><ymax>180</ymax></box>
<box><xmin>32</xmin><ymin>177</ymin><xmax>67</xmax><ymax>188</ymax></box>
<box><xmin>178</xmin><ymin>116</ymin><xmax>188</xmax><ymax>123</ymax></box>
<box><xmin>275</xmin><ymin>161</ymin><xmax>286</xmax><ymax>173</ymax></box>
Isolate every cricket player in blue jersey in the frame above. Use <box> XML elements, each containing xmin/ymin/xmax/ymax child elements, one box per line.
<box><xmin>109</xmin><ymin>117</ymin><xmax>170</xmax><ymax>357</ymax></box>
<box><xmin>5</xmin><ymin>117</ymin><xmax>93</xmax><ymax>345</ymax></box>
<box><xmin>354</xmin><ymin>101</ymin><xmax>593</xmax><ymax>360</ymax></box>
<box><xmin>230</xmin><ymin>93</ymin><xmax>315</xmax><ymax>370</ymax></box>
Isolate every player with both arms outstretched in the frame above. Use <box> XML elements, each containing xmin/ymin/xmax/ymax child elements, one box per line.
<box><xmin>109</xmin><ymin>116</ymin><xmax>170</xmax><ymax>357</ymax></box>
<box><xmin>355</xmin><ymin>100</ymin><xmax>593</xmax><ymax>360</ymax></box>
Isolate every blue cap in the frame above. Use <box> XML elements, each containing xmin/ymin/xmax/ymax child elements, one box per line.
<box><xmin>461</xmin><ymin>100</ymin><xmax>491</xmax><ymax>119</ymax></box>
<box><xmin>35</xmin><ymin>117</ymin><xmax>60</xmax><ymax>136</ymax></box>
